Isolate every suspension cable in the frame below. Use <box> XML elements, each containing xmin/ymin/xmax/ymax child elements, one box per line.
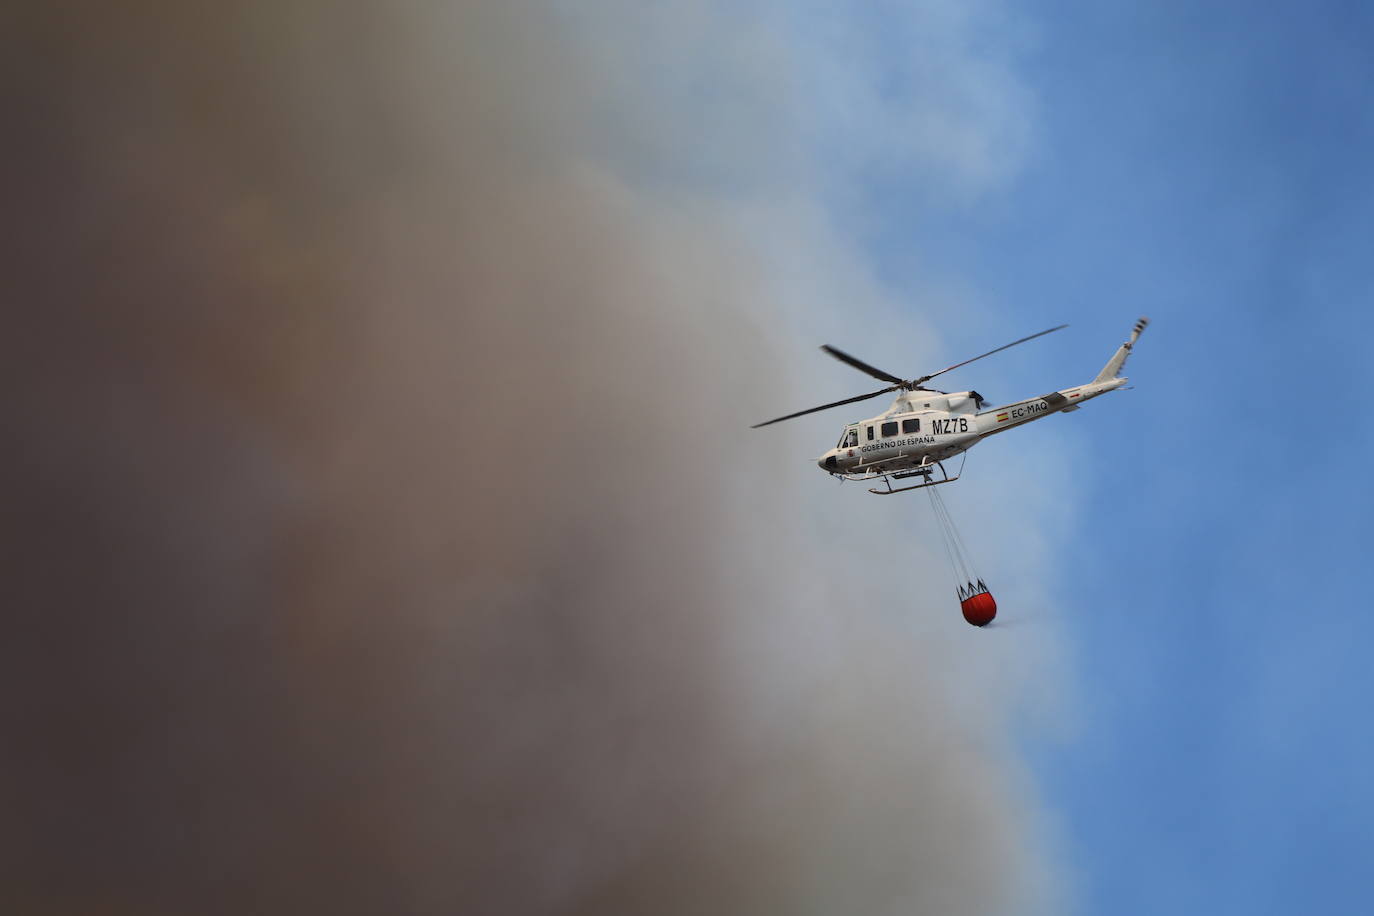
<box><xmin>928</xmin><ymin>483</ymin><xmax>983</xmax><ymax>598</ymax></box>
<box><xmin>926</xmin><ymin>486</ymin><xmax>963</xmax><ymax>586</ymax></box>
<box><xmin>927</xmin><ymin>485</ymin><xmax>976</xmax><ymax>588</ymax></box>
<box><xmin>938</xmin><ymin>489</ymin><xmax>976</xmax><ymax>578</ymax></box>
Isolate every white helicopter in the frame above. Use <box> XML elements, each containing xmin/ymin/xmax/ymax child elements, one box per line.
<box><xmin>754</xmin><ymin>318</ymin><xmax>1149</xmax><ymax>494</ymax></box>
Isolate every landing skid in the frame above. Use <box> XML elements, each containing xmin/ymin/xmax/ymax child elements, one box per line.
<box><xmin>866</xmin><ymin>460</ymin><xmax>958</xmax><ymax>495</ymax></box>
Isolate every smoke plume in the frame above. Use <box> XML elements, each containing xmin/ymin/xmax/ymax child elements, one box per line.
<box><xmin>4</xmin><ymin>3</ymin><xmax>1064</xmax><ymax>914</ymax></box>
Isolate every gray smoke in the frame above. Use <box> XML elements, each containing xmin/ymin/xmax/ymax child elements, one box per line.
<box><xmin>3</xmin><ymin>3</ymin><xmax>1066</xmax><ymax>914</ymax></box>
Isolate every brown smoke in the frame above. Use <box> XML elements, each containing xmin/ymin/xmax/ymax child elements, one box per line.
<box><xmin>3</xmin><ymin>3</ymin><xmax>1061</xmax><ymax>914</ymax></box>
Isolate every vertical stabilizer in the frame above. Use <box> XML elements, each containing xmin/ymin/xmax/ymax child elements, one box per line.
<box><xmin>1093</xmin><ymin>317</ymin><xmax>1149</xmax><ymax>383</ymax></box>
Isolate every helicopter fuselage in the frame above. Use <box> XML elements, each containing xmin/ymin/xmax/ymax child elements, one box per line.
<box><xmin>753</xmin><ymin>317</ymin><xmax>1148</xmax><ymax>491</ymax></box>
<box><xmin>817</xmin><ymin>376</ymin><xmax>1127</xmax><ymax>478</ymax></box>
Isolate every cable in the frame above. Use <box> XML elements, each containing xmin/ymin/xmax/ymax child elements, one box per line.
<box><xmin>928</xmin><ymin>485</ymin><xmax>975</xmax><ymax>588</ymax></box>
<box><xmin>926</xmin><ymin>486</ymin><xmax>963</xmax><ymax>591</ymax></box>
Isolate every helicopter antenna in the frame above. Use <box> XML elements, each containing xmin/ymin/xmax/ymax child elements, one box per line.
<box><xmin>751</xmin><ymin>324</ymin><xmax>1068</xmax><ymax>428</ymax></box>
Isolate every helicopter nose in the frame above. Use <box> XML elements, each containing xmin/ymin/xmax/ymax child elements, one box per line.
<box><xmin>819</xmin><ymin>454</ymin><xmax>838</xmax><ymax>472</ymax></box>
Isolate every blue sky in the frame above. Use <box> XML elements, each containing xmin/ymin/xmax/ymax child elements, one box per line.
<box><xmin>826</xmin><ymin>3</ymin><xmax>1374</xmax><ymax>912</ymax></box>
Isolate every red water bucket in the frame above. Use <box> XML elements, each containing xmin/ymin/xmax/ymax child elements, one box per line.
<box><xmin>960</xmin><ymin>591</ymin><xmax>997</xmax><ymax>627</ymax></box>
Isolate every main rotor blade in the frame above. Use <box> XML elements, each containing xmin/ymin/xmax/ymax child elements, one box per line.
<box><xmin>915</xmin><ymin>324</ymin><xmax>1068</xmax><ymax>385</ymax></box>
<box><xmin>751</xmin><ymin>385</ymin><xmax>899</xmax><ymax>429</ymax></box>
<box><xmin>820</xmin><ymin>345</ymin><xmax>907</xmax><ymax>386</ymax></box>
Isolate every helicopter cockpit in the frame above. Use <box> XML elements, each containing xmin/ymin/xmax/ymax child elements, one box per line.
<box><xmin>837</xmin><ymin>427</ymin><xmax>859</xmax><ymax>449</ymax></box>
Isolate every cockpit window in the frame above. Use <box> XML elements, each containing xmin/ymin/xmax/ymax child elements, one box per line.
<box><xmin>845</xmin><ymin>429</ymin><xmax>858</xmax><ymax>447</ymax></box>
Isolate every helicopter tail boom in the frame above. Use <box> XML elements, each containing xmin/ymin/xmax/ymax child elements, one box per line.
<box><xmin>1092</xmin><ymin>316</ymin><xmax>1149</xmax><ymax>384</ymax></box>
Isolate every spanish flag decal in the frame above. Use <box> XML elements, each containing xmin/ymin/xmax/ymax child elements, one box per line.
<box><xmin>996</xmin><ymin>411</ymin><xmax>1010</xmax><ymax>422</ymax></box>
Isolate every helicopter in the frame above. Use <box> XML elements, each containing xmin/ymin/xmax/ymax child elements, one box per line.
<box><xmin>753</xmin><ymin>317</ymin><xmax>1148</xmax><ymax>495</ymax></box>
